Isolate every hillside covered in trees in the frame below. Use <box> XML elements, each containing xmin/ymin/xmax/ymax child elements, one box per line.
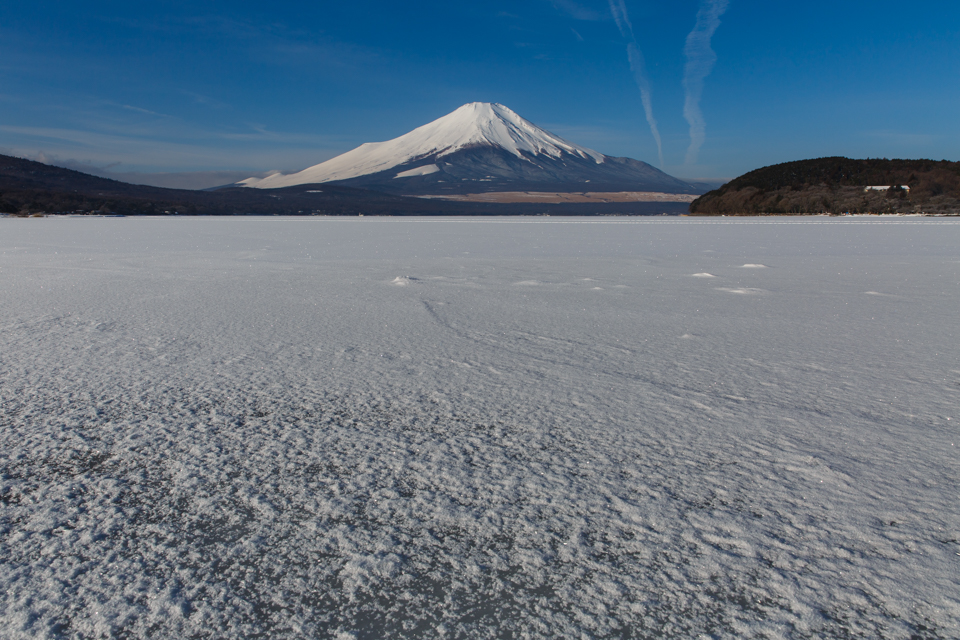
<box><xmin>690</xmin><ymin>157</ymin><xmax>960</xmax><ymax>215</ymax></box>
<box><xmin>0</xmin><ymin>154</ymin><xmax>474</xmax><ymax>216</ymax></box>
<box><xmin>0</xmin><ymin>154</ymin><xmax>688</xmax><ymax>216</ymax></box>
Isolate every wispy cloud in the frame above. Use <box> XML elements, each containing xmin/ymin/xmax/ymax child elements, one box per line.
<box><xmin>0</xmin><ymin>146</ymin><xmax>277</xmax><ymax>190</ymax></box>
<box><xmin>100</xmin><ymin>14</ymin><xmax>384</xmax><ymax>72</ymax></box>
<box><xmin>549</xmin><ymin>0</ymin><xmax>604</xmax><ymax>21</ymax></box>
<box><xmin>0</xmin><ymin>122</ymin><xmax>336</xmax><ymax>149</ymax></box>
<box><xmin>607</xmin><ymin>0</ymin><xmax>634</xmax><ymax>38</ymax></box>
<box><xmin>607</xmin><ymin>0</ymin><xmax>663</xmax><ymax>168</ymax></box>
<box><xmin>118</xmin><ymin>104</ymin><xmax>172</xmax><ymax>118</ymax></box>
<box><xmin>180</xmin><ymin>90</ymin><xmax>231</xmax><ymax>110</ymax></box>
<box><xmin>682</xmin><ymin>0</ymin><xmax>729</xmax><ymax>165</ymax></box>
<box><xmin>0</xmin><ymin>123</ymin><xmax>342</xmax><ymax>173</ymax></box>
<box><xmin>627</xmin><ymin>44</ymin><xmax>664</xmax><ymax>169</ymax></box>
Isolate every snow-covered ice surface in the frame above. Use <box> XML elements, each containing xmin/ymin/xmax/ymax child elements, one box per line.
<box><xmin>1</xmin><ymin>217</ymin><xmax>958</xmax><ymax>639</ymax></box>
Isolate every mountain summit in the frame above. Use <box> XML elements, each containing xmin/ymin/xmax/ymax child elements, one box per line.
<box><xmin>240</xmin><ymin>103</ymin><xmax>700</xmax><ymax>195</ymax></box>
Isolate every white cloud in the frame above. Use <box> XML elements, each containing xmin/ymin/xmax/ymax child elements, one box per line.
<box><xmin>682</xmin><ymin>0</ymin><xmax>729</xmax><ymax>165</ymax></box>
<box><xmin>549</xmin><ymin>0</ymin><xmax>604</xmax><ymax>21</ymax></box>
<box><xmin>603</xmin><ymin>0</ymin><xmax>663</xmax><ymax>168</ymax></box>
<box><xmin>0</xmin><ymin>125</ymin><xmax>340</xmax><ymax>174</ymax></box>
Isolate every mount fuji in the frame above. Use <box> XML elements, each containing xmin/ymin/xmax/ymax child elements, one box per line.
<box><xmin>239</xmin><ymin>103</ymin><xmax>702</xmax><ymax>196</ymax></box>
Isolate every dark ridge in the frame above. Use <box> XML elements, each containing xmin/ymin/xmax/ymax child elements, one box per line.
<box><xmin>689</xmin><ymin>157</ymin><xmax>960</xmax><ymax>215</ymax></box>
<box><xmin>0</xmin><ymin>154</ymin><xmax>685</xmax><ymax>216</ymax></box>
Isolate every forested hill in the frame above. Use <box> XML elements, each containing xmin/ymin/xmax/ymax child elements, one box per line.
<box><xmin>0</xmin><ymin>154</ymin><xmax>689</xmax><ymax>216</ymax></box>
<box><xmin>0</xmin><ymin>153</ymin><xmax>454</xmax><ymax>216</ymax></box>
<box><xmin>689</xmin><ymin>157</ymin><xmax>960</xmax><ymax>215</ymax></box>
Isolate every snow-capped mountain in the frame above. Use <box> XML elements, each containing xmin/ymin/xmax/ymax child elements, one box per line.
<box><xmin>240</xmin><ymin>103</ymin><xmax>700</xmax><ymax>195</ymax></box>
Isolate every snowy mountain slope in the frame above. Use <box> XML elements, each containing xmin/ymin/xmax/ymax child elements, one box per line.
<box><xmin>240</xmin><ymin>103</ymin><xmax>701</xmax><ymax>195</ymax></box>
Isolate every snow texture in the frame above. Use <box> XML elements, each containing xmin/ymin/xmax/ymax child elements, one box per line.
<box><xmin>1</xmin><ymin>217</ymin><xmax>959</xmax><ymax>639</ymax></box>
<box><xmin>394</xmin><ymin>165</ymin><xmax>441</xmax><ymax>179</ymax></box>
<box><xmin>241</xmin><ymin>103</ymin><xmax>606</xmax><ymax>189</ymax></box>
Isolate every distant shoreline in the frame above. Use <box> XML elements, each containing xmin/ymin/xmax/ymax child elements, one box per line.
<box><xmin>5</xmin><ymin>212</ymin><xmax>959</xmax><ymax>220</ymax></box>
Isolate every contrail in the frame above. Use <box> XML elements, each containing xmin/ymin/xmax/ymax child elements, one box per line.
<box><xmin>682</xmin><ymin>0</ymin><xmax>729</xmax><ymax>165</ymax></box>
<box><xmin>608</xmin><ymin>0</ymin><xmax>634</xmax><ymax>38</ymax></box>
<box><xmin>627</xmin><ymin>44</ymin><xmax>664</xmax><ymax>169</ymax></box>
<box><xmin>607</xmin><ymin>0</ymin><xmax>664</xmax><ymax>168</ymax></box>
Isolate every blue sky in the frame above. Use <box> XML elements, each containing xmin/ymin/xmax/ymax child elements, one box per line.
<box><xmin>1</xmin><ymin>0</ymin><xmax>958</xmax><ymax>187</ymax></box>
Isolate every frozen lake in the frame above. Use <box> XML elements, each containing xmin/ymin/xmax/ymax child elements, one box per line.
<box><xmin>1</xmin><ymin>217</ymin><xmax>958</xmax><ymax>639</ymax></box>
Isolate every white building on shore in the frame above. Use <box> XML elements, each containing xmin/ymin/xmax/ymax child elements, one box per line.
<box><xmin>864</xmin><ymin>185</ymin><xmax>910</xmax><ymax>192</ymax></box>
